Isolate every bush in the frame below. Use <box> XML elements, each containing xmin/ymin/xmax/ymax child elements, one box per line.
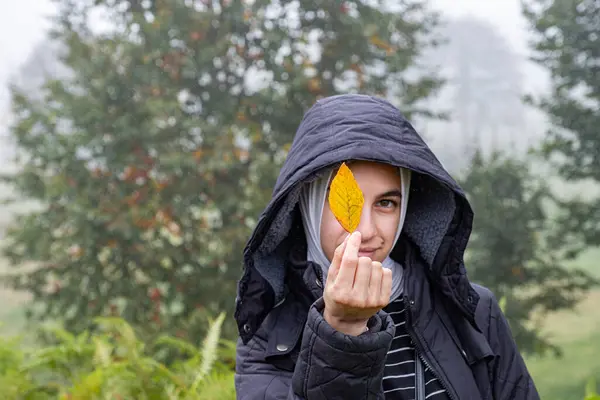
<box><xmin>0</xmin><ymin>313</ymin><xmax>235</xmax><ymax>399</ymax></box>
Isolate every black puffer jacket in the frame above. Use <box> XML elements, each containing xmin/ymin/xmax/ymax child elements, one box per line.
<box><xmin>234</xmin><ymin>94</ymin><xmax>539</xmax><ymax>399</ymax></box>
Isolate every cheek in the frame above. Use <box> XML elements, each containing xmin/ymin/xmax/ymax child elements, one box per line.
<box><xmin>379</xmin><ymin>212</ymin><xmax>402</xmax><ymax>246</ymax></box>
<box><xmin>320</xmin><ymin>206</ymin><xmax>346</xmax><ymax>262</ymax></box>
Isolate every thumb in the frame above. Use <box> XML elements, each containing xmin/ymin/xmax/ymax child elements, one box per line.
<box><xmin>327</xmin><ymin>234</ymin><xmax>350</xmax><ymax>283</ymax></box>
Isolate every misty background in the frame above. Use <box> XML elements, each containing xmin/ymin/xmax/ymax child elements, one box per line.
<box><xmin>0</xmin><ymin>0</ymin><xmax>550</xmax><ymax>173</ymax></box>
<box><xmin>0</xmin><ymin>0</ymin><xmax>598</xmax><ymax>399</ymax></box>
<box><xmin>0</xmin><ymin>0</ymin><xmax>554</xmax><ymax>230</ymax></box>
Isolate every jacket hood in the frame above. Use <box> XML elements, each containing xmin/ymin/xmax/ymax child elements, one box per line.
<box><xmin>235</xmin><ymin>94</ymin><xmax>475</xmax><ymax>343</ymax></box>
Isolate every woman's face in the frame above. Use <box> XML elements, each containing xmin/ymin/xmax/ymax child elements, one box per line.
<box><xmin>321</xmin><ymin>161</ymin><xmax>403</xmax><ymax>263</ymax></box>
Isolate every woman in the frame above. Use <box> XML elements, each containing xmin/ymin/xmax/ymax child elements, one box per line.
<box><xmin>234</xmin><ymin>94</ymin><xmax>539</xmax><ymax>399</ymax></box>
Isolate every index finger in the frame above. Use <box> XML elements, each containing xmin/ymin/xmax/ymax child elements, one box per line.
<box><xmin>327</xmin><ymin>234</ymin><xmax>350</xmax><ymax>282</ymax></box>
<box><xmin>335</xmin><ymin>231</ymin><xmax>361</xmax><ymax>287</ymax></box>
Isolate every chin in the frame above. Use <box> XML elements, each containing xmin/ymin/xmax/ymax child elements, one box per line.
<box><xmin>371</xmin><ymin>254</ymin><xmax>386</xmax><ymax>263</ymax></box>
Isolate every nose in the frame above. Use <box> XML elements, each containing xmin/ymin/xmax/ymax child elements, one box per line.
<box><xmin>356</xmin><ymin>207</ymin><xmax>377</xmax><ymax>242</ymax></box>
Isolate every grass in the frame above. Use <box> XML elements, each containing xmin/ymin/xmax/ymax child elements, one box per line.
<box><xmin>526</xmin><ymin>333</ymin><xmax>600</xmax><ymax>400</ymax></box>
<box><xmin>525</xmin><ymin>290</ymin><xmax>600</xmax><ymax>399</ymax></box>
<box><xmin>524</xmin><ymin>249</ymin><xmax>600</xmax><ymax>400</ymax></box>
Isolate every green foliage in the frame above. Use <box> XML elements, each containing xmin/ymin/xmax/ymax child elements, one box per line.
<box><xmin>460</xmin><ymin>150</ymin><xmax>597</xmax><ymax>356</ymax></box>
<box><xmin>523</xmin><ymin>0</ymin><xmax>600</xmax><ymax>246</ymax></box>
<box><xmin>2</xmin><ymin>0</ymin><xmax>443</xmax><ymax>340</ymax></box>
<box><xmin>586</xmin><ymin>378</ymin><xmax>600</xmax><ymax>400</ymax></box>
<box><xmin>0</xmin><ymin>313</ymin><xmax>235</xmax><ymax>399</ymax></box>
<box><xmin>0</xmin><ymin>308</ymin><xmax>598</xmax><ymax>400</ymax></box>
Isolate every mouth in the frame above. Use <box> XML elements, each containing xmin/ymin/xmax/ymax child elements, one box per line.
<box><xmin>358</xmin><ymin>248</ymin><xmax>378</xmax><ymax>258</ymax></box>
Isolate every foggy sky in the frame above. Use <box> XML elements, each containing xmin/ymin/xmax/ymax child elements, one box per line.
<box><xmin>0</xmin><ymin>0</ymin><xmax>550</xmax><ymax>171</ymax></box>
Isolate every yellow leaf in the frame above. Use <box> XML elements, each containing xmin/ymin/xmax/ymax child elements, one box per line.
<box><xmin>328</xmin><ymin>163</ymin><xmax>364</xmax><ymax>232</ymax></box>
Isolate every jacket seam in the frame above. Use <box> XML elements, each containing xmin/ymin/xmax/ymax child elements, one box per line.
<box><xmin>237</xmin><ymin>338</ymin><xmax>260</xmax><ymax>373</ymax></box>
<box><xmin>366</xmin><ymin>354</ymin><xmax>373</xmax><ymax>399</ymax></box>
<box><xmin>304</xmin><ymin>318</ymin><xmax>319</xmax><ymax>396</ymax></box>
<box><xmin>487</xmin><ymin>295</ymin><xmax>493</xmax><ymax>338</ymax></box>
<box><xmin>494</xmin><ymin>374</ymin><xmax>532</xmax><ymax>388</ymax></box>
<box><xmin>263</xmin><ymin>375</ymin><xmax>279</xmax><ymax>400</ymax></box>
<box><xmin>487</xmin><ymin>294</ymin><xmax>494</xmax><ymax>386</ymax></box>
<box><xmin>487</xmin><ymin>295</ymin><xmax>531</xmax><ymax>391</ymax></box>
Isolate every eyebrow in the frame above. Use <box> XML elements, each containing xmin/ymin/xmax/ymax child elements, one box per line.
<box><xmin>378</xmin><ymin>190</ymin><xmax>402</xmax><ymax>198</ymax></box>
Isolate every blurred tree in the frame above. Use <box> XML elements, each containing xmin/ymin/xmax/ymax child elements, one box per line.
<box><xmin>443</xmin><ymin>17</ymin><xmax>524</xmax><ymax>146</ymax></box>
<box><xmin>421</xmin><ymin>16</ymin><xmax>525</xmax><ymax>173</ymax></box>
<box><xmin>2</xmin><ymin>0</ymin><xmax>443</xmax><ymax>339</ymax></box>
<box><xmin>523</xmin><ymin>0</ymin><xmax>600</xmax><ymax>247</ymax></box>
<box><xmin>460</xmin><ymin>150</ymin><xmax>597</xmax><ymax>356</ymax></box>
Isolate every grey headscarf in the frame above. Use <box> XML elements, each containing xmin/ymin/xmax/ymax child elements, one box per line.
<box><xmin>299</xmin><ymin>166</ymin><xmax>411</xmax><ymax>301</ymax></box>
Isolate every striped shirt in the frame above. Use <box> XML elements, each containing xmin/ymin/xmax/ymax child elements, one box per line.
<box><xmin>382</xmin><ymin>298</ymin><xmax>450</xmax><ymax>400</ymax></box>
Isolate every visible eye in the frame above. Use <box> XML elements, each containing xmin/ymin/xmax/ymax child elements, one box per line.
<box><xmin>377</xmin><ymin>199</ymin><xmax>398</xmax><ymax>209</ymax></box>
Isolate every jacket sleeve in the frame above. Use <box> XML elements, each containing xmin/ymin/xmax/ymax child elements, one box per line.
<box><xmin>235</xmin><ymin>297</ymin><xmax>396</xmax><ymax>399</ymax></box>
<box><xmin>487</xmin><ymin>293</ymin><xmax>540</xmax><ymax>400</ymax></box>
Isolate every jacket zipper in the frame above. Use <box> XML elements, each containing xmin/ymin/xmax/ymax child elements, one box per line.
<box><xmin>314</xmin><ymin>264</ymin><xmax>324</xmax><ymax>289</ymax></box>
<box><xmin>405</xmin><ymin>297</ymin><xmax>458</xmax><ymax>400</ymax></box>
<box><xmin>415</xmin><ymin>352</ymin><xmax>425</xmax><ymax>400</ymax></box>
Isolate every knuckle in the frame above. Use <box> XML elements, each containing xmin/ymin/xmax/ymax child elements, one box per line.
<box><xmin>324</xmin><ymin>289</ymin><xmax>334</xmax><ymax>300</ymax></box>
<box><xmin>344</xmin><ymin>254</ymin><xmax>358</xmax><ymax>265</ymax></box>
<box><xmin>334</xmin><ymin>290</ymin><xmax>349</xmax><ymax>303</ymax></box>
<box><xmin>358</xmin><ymin>256</ymin><xmax>372</xmax><ymax>265</ymax></box>
<box><xmin>354</xmin><ymin>298</ymin><xmax>367</xmax><ymax>308</ymax></box>
<box><xmin>344</xmin><ymin>295</ymin><xmax>357</xmax><ymax>306</ymax></box>
<box><xmin>382</xmin><ymin>291</ymin><xmax>391</xmax><ymax>302</ymax></box>
<box><xmin>367</xmin><ymin>295</ymin><xmax>378</xmax><ymax>308</ymax></box>
<box><xmin>371</xmin><ymin>265</ymin><xmax>383</xmax><ymax>277</ymax></box>
<box><xmin>331</xmin><ymin>294</ymin><xmax>344</xmax><ymax>305</ymax></box>
<box><xmin>330</xmin><ymin>285</ymin><xmax>342</xmax><ymax>296</ymax></box>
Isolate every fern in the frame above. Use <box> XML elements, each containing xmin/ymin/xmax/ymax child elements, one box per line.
<box><xmin>154</xmin><ymin>335</ymin><xmax>199</xmax><ymax>358</ymax></box>
<box><xmin>190</xmin><ymin>312</ymin><xmax>226</xmax><ymax>391</ymax></box>
<box><xmin>196</xmin><ymin>371</ymin><xmax>236</xmax><ymax>399</ymax></box>
<box><xmin>0</xmin><ymin>313</ymin><xmax>237</xmax><ymax>399</ymax></box>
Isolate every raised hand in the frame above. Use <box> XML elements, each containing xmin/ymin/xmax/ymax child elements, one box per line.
<box><xmin>323</xmin><ymin>231</ymin><xmax>393</xmax><ymax>336</ymax></box>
